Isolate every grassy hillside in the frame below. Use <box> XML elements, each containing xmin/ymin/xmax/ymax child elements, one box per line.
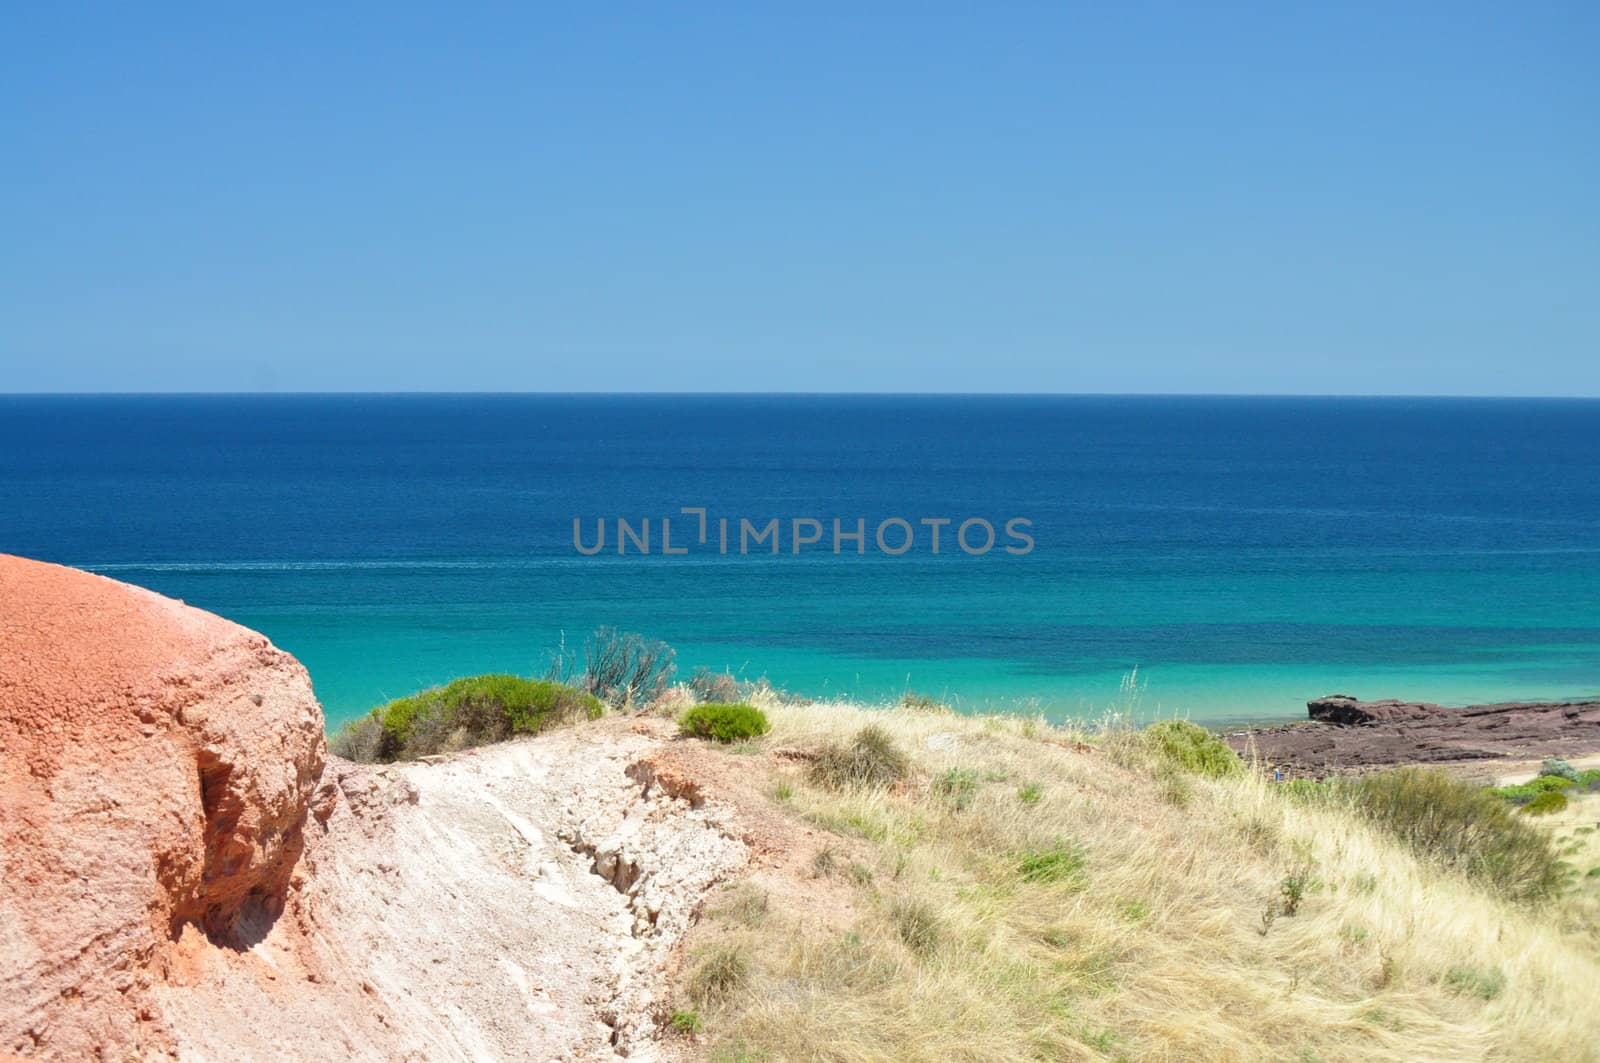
<box><xmin>669</xmin><ymin>700</ymin><xmax>1600</xmax><ymax>1063</ymax></box>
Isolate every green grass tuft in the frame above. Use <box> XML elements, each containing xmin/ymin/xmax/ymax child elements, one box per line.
<box><xmin>933</xmin><ymin>767</ymin><xmax>980</xmax><ymax>810</ymax></box>
<box><xmin>808</xmin><ymin>724</ymin><xmax>910</xmax><ymax>789</ymax></box>
<box><xmin>888</xmin><ymin>897</ymin><xmax>942</xmax><ymax>953</ymax></box>
<box><xmin>690</xmin><ymin>945</ymin><xmax>752</xmax><ymax>1005</ymax></box>
<box><xmin>1016</xmin><ymin>841</ymin><xmax>1088</xmax><ymax>887</ymax></box>
<box><xmin>1443</xmin><ymin>964</ymin><xmax>1506</xmax><ymax>1001</ymax></box>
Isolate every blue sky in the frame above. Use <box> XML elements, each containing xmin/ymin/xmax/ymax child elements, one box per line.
<box><xmin>2</xmin><ymin>3</ymin><xmax>1595</xmax><ymax>394</ymax></box>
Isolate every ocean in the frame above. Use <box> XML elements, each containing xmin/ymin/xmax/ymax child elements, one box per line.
<box><xmin>2</xmin><ymin>394</ymin><xmax>1597</xmax><ymax>729</ymax></box>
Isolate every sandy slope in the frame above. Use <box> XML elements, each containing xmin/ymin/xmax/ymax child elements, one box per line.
<box><xmin>155</xmin><ymin>719</ymin><xmax>747</xmax><ymax>1061</ymax></box>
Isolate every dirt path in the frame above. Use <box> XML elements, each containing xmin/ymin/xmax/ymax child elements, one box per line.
<box><xmin>154</xmin><ymin>718</ymin><xmax>748</xmax><ymax>1061</ymax></box>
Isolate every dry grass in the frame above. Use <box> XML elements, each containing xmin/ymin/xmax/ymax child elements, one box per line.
<box><xmin>684</xmin><ymin>698</ymin><xmax>1600</xmax><ymax>1062</ymax></box>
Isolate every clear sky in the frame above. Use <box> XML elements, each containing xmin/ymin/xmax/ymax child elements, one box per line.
<box><xmin>2</xmin><ymin>3</ymin><xmax>1595</xmax><ymax>394</ymax></box>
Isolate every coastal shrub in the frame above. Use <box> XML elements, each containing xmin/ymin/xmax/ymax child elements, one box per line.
<box><xmin>1146</xmin><ymin>719</ymin><xmax>1243</xmax><ymax>778</ymax></box>
<box><xmin>548</xmin><ymin>626</ymin><xmax>676</xmax><ymax>708</ymax></box>
<box><xmin>678</xmin><ymin>702</ymin><xmax>771</xmax><ymax>743</ymax></box>
<box><xmin>1491</xmin><ymin>775</ymin><xmax>1575</xmax><ymax>805</ymax></box>
<box><xmin>1337</xmin><ymin>768</ymin><xmax>1563</xmax><ymax>901</ymax></box>
<box><xmin>1582</xmin><ymin>769</ymin><xmax>1600</xmax><ymax>791</ymax></box>
<box><xmin>341</xmin><ymin>674</ymin><xmax>602</xmax><ymax>762</ymax></box>
<box><xmin>1521</xmin><ymin>790</ymin><xmax>1568</xmax><ymax>816</ymax></box>
<box><xmin>687</xmin><ymin>666</ymin><xmax>743</xmax><ymax>704</ymax></box>
<box><xmin>808</xmin><ymin>724</ymin><xmax>910</xmax><ymax>790</ymax></box>
<box><xmin>329</xmin><ymin>710</ymin><xmax>385</xmax><ymax>762</ymax></box>
<box><xmin>1539</xmin><ymin>757</ymin><xmax>1580</xmax><ymax>783</ymax></box>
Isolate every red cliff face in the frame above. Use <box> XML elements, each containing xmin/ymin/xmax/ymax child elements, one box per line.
<box><xmin>0</xmin><ymin>555</ymin><xmax>326</xmax><ymax>1059</ymax></box>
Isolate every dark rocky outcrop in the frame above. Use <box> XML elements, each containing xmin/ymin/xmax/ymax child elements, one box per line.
<box><xmin>1232</xmin><ymin>693</ymin><xmax>1600</xmax><ymax>776</ymax></box>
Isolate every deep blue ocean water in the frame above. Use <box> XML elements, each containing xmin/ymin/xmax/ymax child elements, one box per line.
<box><xmin>2</xmin><ymin>394</ymin><xmax>1597</xmax><ymax>728</ymax></box>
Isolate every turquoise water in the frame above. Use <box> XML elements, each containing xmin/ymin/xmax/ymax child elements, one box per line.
<box><xmin>3</xmin><ymin>395</ymin><xmax>1597</xmax><ymax>727</ymax></box>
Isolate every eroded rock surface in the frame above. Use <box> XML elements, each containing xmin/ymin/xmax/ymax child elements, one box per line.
<box><xmin>1234</xmin><ymin>692</ymin><xmax>1600</xmax><ymax>776</ymax></box>
<box><xmin>0</xmin><ymin>554</ymin><xmax>326</xmax><ymax>1058</ymax></box>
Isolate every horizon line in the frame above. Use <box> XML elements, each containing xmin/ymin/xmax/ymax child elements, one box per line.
<box><xmin>2</xmin><ymin>390</ymin><xmax>1599</xmax><ymax>401</ymax></box>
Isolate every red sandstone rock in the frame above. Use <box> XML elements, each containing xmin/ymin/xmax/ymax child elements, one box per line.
<box><xmin>1235</xmin><ymin>692</ymin><xmax>1600</xmax><ymax>776</ymax></box>
<box><xmin>0</xmin><ymin>555</ymin><xmax>326</xmax><ymax>1060</ymax></box>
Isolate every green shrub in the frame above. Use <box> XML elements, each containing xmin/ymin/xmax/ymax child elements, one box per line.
<box><xmin>934</xmin><ymin>767</ymin><xmax>980</xmax><ymax>810</ymax></box>
<box><xmin>1490</xmin><ymin>775</ymin><xmax>1576</xmax><ymax>804</ymax></box>
<box><xmin>1336</xmin><ymin>768</ymin><xmax>1563</xmax><ymax>901</ymax></box>
<box><xmin>678</xmin><ymin>702</ymin><xmax>771</xmax><ymax>743</ymax></box>
<box><xmin>335</xmin><ymin>674</ymin><xmax>602</xmax><ymax>762</ymax></box>
<box><xmin>1521</xmin><ymin>790</ymin><xmax>1568</xmax><ymax>816</ymax></box>
<box><xmin>808</xmin><ymin>724</ymin><xmax>909</xmax><ymax>789</ymax></box>
<box><xmin>669</xmin><ymin>1011</ymin><xmax>703</xmax><ymax>1036</ymax></box>
<box><xmin>1580</xmin><ymin>769</ymin><xmax>1600</xmax><ymax>792</ymax></box>
<box><xmin>1146</xmin><ymin>720</ymin><xmax>1243</xmax><ymax>778</ymax></box>
<box><xmin>1539</xmin><ymin>757</ymin><xmax>1579</xmax><ymax>783</ymax></box>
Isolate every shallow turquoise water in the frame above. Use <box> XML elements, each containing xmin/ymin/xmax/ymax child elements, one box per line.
<box><xmin>3</xmin><ymin>395</ymin><xmax>1597</xmax><ymax>727</ymax></box>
